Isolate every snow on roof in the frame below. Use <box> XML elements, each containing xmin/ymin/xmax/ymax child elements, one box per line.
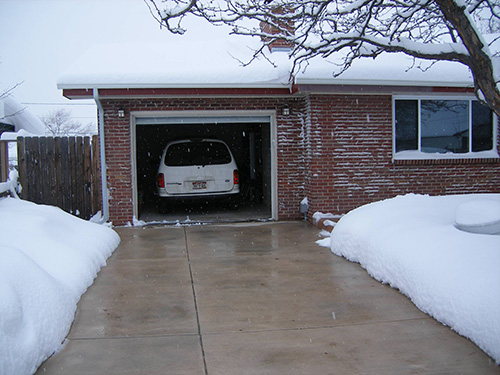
<box><xmin>295</xmin><ymin>52</ymin><xmax>474</xmax><ymax>87</ymax></box>
<box><xmin>0</xmin><ymin>96</ymin><xmax>45</xmax><ymax>135</ymax></box>
<box><xmin>57</xmin><ymin>37</ymin><xmax>476</xmax><ymax>91</ymax></box>
<box><xmin>57</xmin><ymin>39</ymin><xmax>292</xmax><ymax>90</ymax></box>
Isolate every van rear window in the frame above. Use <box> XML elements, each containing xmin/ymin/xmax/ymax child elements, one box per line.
<box><xmin>165</xmin><ymin>141</ymin><xmax>232</xmax><ymax>166</ymax></box>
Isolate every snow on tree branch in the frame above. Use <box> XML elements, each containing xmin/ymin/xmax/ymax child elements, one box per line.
<box><xmin>147</xmin><ymin>0</ymin><xmax>500</xmax><ymax>115</ymax></box>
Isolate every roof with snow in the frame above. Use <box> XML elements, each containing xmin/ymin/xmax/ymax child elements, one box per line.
<box><xmin>0</xmin><ymin>96</ymin><xmax>45</xmax><ymax>135</ymax></box>
<box><xmin>57</xmin><ymin>37</ymin><xmax>475</xmax><ymax>92</ymax></box>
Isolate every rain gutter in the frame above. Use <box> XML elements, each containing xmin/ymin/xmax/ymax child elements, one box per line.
<box><xmin>93</xmin><ymin>88</ymin><xmax>109</xmax><ymax>224</ymax></box>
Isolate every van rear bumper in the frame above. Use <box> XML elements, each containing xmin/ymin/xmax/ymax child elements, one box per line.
<box><xmin>157</xmin><ymin>186</ymin><xmax>240</xmax><ymax>198</ymax></box>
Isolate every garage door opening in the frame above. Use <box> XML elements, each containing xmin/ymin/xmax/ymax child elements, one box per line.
<box><xmin>133</xmin><ymin>115</ymin><xmax>274</xmax><ymax>223</ymax></box>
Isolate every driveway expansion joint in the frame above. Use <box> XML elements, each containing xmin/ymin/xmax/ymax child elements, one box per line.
<box><xmin>184</xmin><ymin>226</ymin><xmax>209</xmax><ymax>375</ymax></box>
<box><xmin>35</xmin><ymin>223</ymin><xmax>499</xmax><ymax>375</ymax></box>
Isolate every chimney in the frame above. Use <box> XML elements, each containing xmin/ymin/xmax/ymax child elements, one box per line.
<box><xmin>259</xmin><ymin>6</ymin><xmax>294</xmax><ymax>52</ymax></box>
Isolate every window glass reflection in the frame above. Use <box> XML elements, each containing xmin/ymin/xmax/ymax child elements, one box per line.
<box><xmin>420</xmin><ymin>100</ymin><xmax>469</xmax><ymax>154</ymax></box>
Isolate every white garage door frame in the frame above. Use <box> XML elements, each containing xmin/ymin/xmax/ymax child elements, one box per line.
<box><xmin>130</xmin><ymin>109</ymin><xmax>278</xmax><ymax>221</ymax></box>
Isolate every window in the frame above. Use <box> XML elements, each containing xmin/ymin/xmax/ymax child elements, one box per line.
<box><xmin>394</xmin><ymin>98</ymin><xmax>495</xmax><ymax>157</ymax></box>
<box><xmin>165</xmin><ymin>141</ymin><xmax>232</xmax><ymax>166</ymax></box>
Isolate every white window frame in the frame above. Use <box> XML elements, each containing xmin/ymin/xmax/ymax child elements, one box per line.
<box><xmin>392</xmin><ymin>95</ymin><xmax>499</xmax><ymax>161</ymax></box>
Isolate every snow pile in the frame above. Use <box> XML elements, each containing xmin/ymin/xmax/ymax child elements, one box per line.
<box><xmin>455</xmin><ymin>199</ymin><xmax>500</xmax><ymax>235</ymax></box>
<box><xmin>0</xmin><ymin>170</ymin><xmax>20</xmax><ymax>197</ymax></box>
<box><xmin>320</xmin><ymin>194</ymin><xmax>500</xmax><ymax>363</ymax></box>
<box><xmin>312</xmin><ymin>211</ymin><xmax>343</xmax><ymax>225</ymax></box>
<box><xmin>0</xmin><ymin>197</ymin><xmax>120</xmax><ymax>375</ymax></box>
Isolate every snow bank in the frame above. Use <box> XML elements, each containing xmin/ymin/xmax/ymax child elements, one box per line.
<box><xmin>455</xmin><ymin>199</ymin><xmax>500</xmax><ymax>235</ymax></box>
<box><xmin>0</xmin><ymin>197</ymin><xmax>120</xmax><ymax>375</ymax></box>
<box><xmin>0</xmin><ymin>170</ymin><xmax>20</xmax><ymax>197</ymax></box>
<box><xmin>324</xmin><ymin>194</ymin><xmax>500</xmax><ymax>363</ymax></box>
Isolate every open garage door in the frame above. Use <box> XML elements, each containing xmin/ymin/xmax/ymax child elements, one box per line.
<box><xmin>133</xmin><ymin>114</ymin><xmax>275</xmax><ymax>224</ymax></box>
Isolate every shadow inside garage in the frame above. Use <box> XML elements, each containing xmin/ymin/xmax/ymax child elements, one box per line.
<box><xmin>135</xmin><ymin>121</ymin><xmax>273</xmax><ymax>224</ymax></box>
<box><xmin>138</xmin><ymin>199</ymin><xmax>272</xmax><ymax>225</ymax></box>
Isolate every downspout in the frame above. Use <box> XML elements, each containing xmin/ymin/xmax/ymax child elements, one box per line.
<box><xmin>93</xmin><ymin>88</ymin><xmax>110</xmax><ymax>223</ymax></box>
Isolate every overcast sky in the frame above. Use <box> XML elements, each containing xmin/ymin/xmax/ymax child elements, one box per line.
<box><xmin>0</xmin><ymin>0</ymin><xmax>228</xmax><ymax>126</ymax></box>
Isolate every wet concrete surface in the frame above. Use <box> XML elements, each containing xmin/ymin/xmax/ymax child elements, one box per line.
<box><xmin>35</xmin><ymin>221</ymin><xmax>500</xmax><ymax>374</ymax></box>
<box><xmin>138</xmin><ymin>200</ymin><xmax>272</xmax><ymax>224</ymax></box>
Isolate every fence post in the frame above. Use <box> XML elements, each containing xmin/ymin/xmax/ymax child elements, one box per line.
<box><xmin>91</xmin><ymin>134</ymin><xmax>101</xmax><ymax>215</ymax></box>
<box><xmin>59</xmin><ymin>137</ymin><xmax>70</xmax><ymax>213</ymax></box>
<box><xmin>17</xmin><ymin>137</ymin><xmax>26</xmax><ymax>196</ymax></box>
<box><xmin>75</xmin><ymin>136</ymin><xmax>84</xmax><ymax>216</ymax></box>
<box><xmin>83</xmin><ymin>136</ymin><xmax>92</xmax><ymax>219</ymax></box>
<box><xmin>25</xmin><ymin>137</ymin><xmax>40</xmax><ymax>203</ymax></box>
<box><xmin>0</xmin><ymin>140</ymin><xmax>8</xmax><ymax>183</ymax></box>
<box><xmin>54</xmin><ymin>137</ymin><xmax>63</xmax><ymax>208</ymax></box>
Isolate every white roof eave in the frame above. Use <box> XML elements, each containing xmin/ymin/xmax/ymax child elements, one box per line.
<box><xmin>58</xmin><ymin>77</ymin><xmax>474</xmax><ymax>92</ymax></box>
<box><xmin>295</xmin><ymin>77</ymin><xmax>474</xmax><ymax>88</ymax></box>
<box><xmin>57</xmin><ymin>82</ymin><xmax>294</xmax><ymax>91</ymax></box>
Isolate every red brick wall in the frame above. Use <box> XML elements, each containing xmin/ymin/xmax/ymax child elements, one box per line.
<box><xmin>100</xmin><ymin>93</ymin><xmax>500</xmax><ymax>225</ymax></box>
<box><xmin>100</xmin><ymin>97</ymin><xmax>307</xmax><ymax>225</ymax></box>
<box><xmin>303</xmin><ymin>94</ymin><xmax>500</xmax><ymax>219</ymax></box>
<box><xmin>101</xmin><ymin>105</ymin><xmax>134</xmax><ymax>225</ymax></box>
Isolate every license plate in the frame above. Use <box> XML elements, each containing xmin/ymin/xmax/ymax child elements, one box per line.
<box><xmin>192</xmin><ymin>181</ymin><xmax>207</xmax><ymax>190</ymax></box>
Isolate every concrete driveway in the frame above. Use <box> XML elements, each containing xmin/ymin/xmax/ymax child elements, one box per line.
<box><xmin>36</xmin><ymin>221</ymin><xmax>499</xmax><ymax>374</ymax></box>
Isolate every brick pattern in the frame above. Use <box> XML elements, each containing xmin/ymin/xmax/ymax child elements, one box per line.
<box><xmin>100</xmin><ymin>97</ymin><xmax>306</xmax><ymax>225</ymax></box>
<box><xmin>102</xmin><ymin>108</ymin><xmax>134</xmax><ymax>224</ymax></box>
<box><xmin>303</xmin><ymin>94</ymin><xmax>500</xmax><ymax>219</ymax></box>
<box><xmin>259</xmin><ymin>7</ymin><xmax>295</xmax><ymax>51</ymax></box>
<box><xmin>99</xmin><ymin>94</ymin><xmax>500</xmax><ymax>225</ymax></box>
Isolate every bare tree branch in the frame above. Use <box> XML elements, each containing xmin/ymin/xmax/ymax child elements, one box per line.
<box><xmin>0</xmin><ymin>82</ymin><xmax>26</xmax><ymax>121</ymax></box>
<box><xmin>41</xmin><ymin>109</ymin><xmax>96</xmax><ymax>136</ymax></box>
<box><xmin>0</xmin><ymin>82</ymin><xmax>24</xmax><ymax>101</ymax></box>
<box><xmin>149</xmin><ymin>0</ymin><xmax>500</xmax><ymax>115</ymax></box>
<box><xmin>434</xmin><ymin>0</ymin><xmax>500</xmax><ymax>112</ymax></box>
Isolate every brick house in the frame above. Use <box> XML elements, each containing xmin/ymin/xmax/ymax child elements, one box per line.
<box><xmin>58</xmin><ymin>39</ymin><xmax>500</xmax><ymax>225</ymax></box>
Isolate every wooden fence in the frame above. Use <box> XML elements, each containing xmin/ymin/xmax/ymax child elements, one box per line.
<box><xmin>0</xmin><ymin>140</ymin><xmax>10</xmax><ymax>183</ymax></box>
<box><xmin>16</xmin><ymin>136</ymin><xmax>101</xmax><ymax>220</ymax></box>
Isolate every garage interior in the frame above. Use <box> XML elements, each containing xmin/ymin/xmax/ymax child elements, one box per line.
<box><xmin>135</xmin><ymin>117</ymin><xmax>273</xmax><ymax>224</ymax></box>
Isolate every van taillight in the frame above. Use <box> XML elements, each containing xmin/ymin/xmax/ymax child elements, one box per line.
<box><xmin>157</xmin><ymin>173</ymin><xmax>165</xmax><ymax>188</ymax></box>
<box><xmin>233</xmin><ymin>170</ymin><xmax>239</xmax><ymax>185</ymax></box>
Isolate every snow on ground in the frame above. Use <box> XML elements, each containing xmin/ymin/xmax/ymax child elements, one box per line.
<box><xmin>317</xmin><ymin>194</ymin><xmax>500</xmax><ymax>364</ymax></box>
<box><xmin>0</xmin><ymin>197</ymin><xmax>120</xmax><ymax>375</ymax></box>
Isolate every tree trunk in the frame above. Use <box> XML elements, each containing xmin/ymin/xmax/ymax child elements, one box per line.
<box><xmin>435</xmin><ymin>0</ymin><xmax>500</xmax><ymax>117</ymax></box>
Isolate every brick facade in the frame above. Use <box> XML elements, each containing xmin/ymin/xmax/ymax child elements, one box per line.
<box><xmin>100</xmin><ymin>96</ymin><xmax>307</xmax><ymax>225</ymax></box>
<box><xmin>98</xmin><ymin>93</ymin><xmax>500</xmax><ymax>225</ymax></box>
<box><xmin>303</xmin><ymin>94</ymin><xmax>500</xmax><ymax>219</ymax></box>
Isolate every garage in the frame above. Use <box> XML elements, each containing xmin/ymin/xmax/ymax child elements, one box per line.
<box><xmin>132</xmin><ymin>113</ymin><xmax>276</xmax><ymax>224</ymax></box>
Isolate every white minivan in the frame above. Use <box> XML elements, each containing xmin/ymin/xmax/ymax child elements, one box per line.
<box><xmin>156</xmin><ymin>138</ymin><xmax>240</xmax><ymax>204</ymax></box>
